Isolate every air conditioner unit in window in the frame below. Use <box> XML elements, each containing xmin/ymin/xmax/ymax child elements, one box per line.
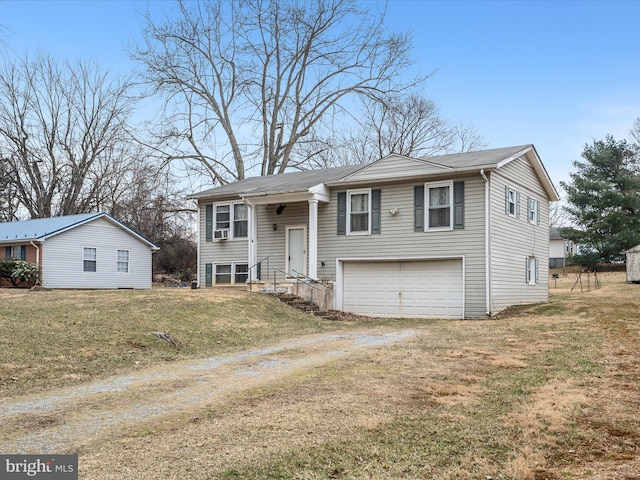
<box><xmin>214</xmin><ymin>229</ymin><xmax>229</xmax><ymax>240</ymax></box>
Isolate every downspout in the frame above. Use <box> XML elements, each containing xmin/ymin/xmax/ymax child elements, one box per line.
<box><xmin>480</xmin><ymin>169</ymin><xmax>491</xmax><ymax>316</ymax></box>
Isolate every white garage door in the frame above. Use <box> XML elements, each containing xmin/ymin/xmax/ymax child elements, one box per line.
<box><xmin>342</xmin><ymin>259</ymin><xmax>463</xmax><ymax>319</ymax></box>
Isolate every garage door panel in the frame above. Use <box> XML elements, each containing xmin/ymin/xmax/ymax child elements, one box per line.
<box><xmin>342</xmin><ymin>260</ymin><xmax>463</xmax><ymax>319</ymax></box>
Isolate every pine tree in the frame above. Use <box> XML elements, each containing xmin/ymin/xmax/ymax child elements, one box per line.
<box><xmin>560</xmin><ymin>135</ymin><xmax>640</xmax><ymax>266</ymax></box>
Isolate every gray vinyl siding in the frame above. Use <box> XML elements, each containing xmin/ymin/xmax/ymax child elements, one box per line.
<box><xmin>41</xmin><ymin>217</ymin><xmax>153</xmax><ymax>289</ymax></box>
<box><xmin>342</xmin><ymin>155</ymin><xmax>450</xmax><ymax>182</ymax></box>
<box><xmin>256</xmin><ymin>202</ymin><xmax>309</xmax><ymax>277</ymax></box>
<box><xmin>489</xmin><ymin>157</ymin><xmax>550</xmax><ymax>313</ymax></box>
<box><xmin>198</xmin><ymin>201</ymin><xmax>248</xmax><ymax>285</ymax></box>
<box><xmin>318</xmin><ymin>176</ymin><xmax>488</xmax><ymax>318</ymax></box>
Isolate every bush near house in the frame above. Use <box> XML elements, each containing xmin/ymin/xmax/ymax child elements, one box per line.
<box><xmin>0</xmin><ymin>259</ymin><xmax>40</xmax><ymax>287</ymax></box>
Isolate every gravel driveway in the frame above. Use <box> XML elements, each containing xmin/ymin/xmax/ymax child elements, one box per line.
<box><xmin>0</xmin><ymin>329</ymin><xmax>417</xmax><ymax>454</ymax></box>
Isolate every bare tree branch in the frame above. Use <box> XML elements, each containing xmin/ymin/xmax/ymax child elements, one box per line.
<box><xmin>132</xmin><ymin>0</ymin><xmax>422</xmax><ymax>183</ymax></box>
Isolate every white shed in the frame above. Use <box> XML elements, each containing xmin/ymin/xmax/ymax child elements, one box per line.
<box><xmin>626</xmin><ymin>244</ymin><xmax>640</xmax><ymax>283</ymax></box>
<box><xmin>0</xmin><ymin>213</ymin><xmax>159</xmax><ymax>289</ymax></box>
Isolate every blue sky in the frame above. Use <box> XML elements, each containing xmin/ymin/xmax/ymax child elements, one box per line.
<box><xmin>1</xmin><ymin>0</ymin><xmax>639</xmax><ymax>193</ymax></box>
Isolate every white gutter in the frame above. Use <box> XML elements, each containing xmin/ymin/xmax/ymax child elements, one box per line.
<box><xmin>30</xmin><ymin>241</ymin><xmax>40</xmax><ymax>264</ymax></box>
<box><xmin>480</xmin><ymin>169</ymin><xmax>491</xmax><ymax>316</ymax></box>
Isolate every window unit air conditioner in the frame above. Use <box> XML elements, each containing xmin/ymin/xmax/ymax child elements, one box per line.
<box><xmin>214</xmin><ymin>229</ymin><xmax>229</xmax><ymax>240</ymax></box>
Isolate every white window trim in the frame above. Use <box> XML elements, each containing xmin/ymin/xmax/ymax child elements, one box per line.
<box><xmin>213</xmin><ymin>262</ymin><xmax>249</xmax><ymax>284</ymax></box>
<box><xmin>425</xmin><ymin>180</ymin><xmax>454</xmax><ymax>231</ymax></box>
<box><xmin>347</xmin><ymin>188</ymin><xmax>371</xmax><ymax>235</ymax></box>
<box><xmin>116</xmin><ymin>249</ymin><xmax>130</xmax><ymax>274</ymax></box>
<box><xmin>526</xmin><ymin>256</ymin><xmax>539</xmax><ymax>285</ymax></box>
<box><xmin>83</xmin><ymin>247</ymin><xmax>97</xmax><ymax>273</ymax></box>
<box><xmin>507</xmin><ymin>186</ymin><xmax>518</xmax><ymax>218</ymax></box>
<box><xmin>214</xmin><ymin>201</ymin><xmax>248</xmax><ymax>240</ymax></box>
<box><xmin>527</xmin><ymin>197</ymin><xmax>539</xmax><ymax>225</ymax></box>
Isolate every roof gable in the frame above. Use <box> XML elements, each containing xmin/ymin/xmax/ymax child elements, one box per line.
<box><xmin>0</xmin><ymin>213</ymin><xmax>159</xmax><ymax>249</ymax></box>
<box><xmin>339</xmin><ymin>154</ymin><xmax>451</xmax><ymax>182</ymax></box>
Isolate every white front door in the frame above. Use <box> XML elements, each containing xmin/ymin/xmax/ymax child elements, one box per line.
<box><xmin>286</xmin><ymin>226</ymin><xmax>306</xmax><ymax>276</ymax></box>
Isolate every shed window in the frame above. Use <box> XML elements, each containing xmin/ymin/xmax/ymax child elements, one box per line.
<box><xmin>83</xmin><ymin>248</ymin><xmax>97</xmax><ymax>272</ymax></box>
<box><xmin>117</xmin><ymin>249</ymin><xmax>129</xmax><ymax>273</ymax></box>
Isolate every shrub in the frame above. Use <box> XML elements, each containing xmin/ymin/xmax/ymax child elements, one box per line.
<box><xmin>0</xmin><ymin>259</ymin><xmax>40</xmax><ymax>287</ymax></box>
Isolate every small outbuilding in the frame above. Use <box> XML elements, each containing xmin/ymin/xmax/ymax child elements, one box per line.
<box><xmin>0</xmin><ymin>212</ymin><xmax>159</xmax><ymax>289</ymax></box>
<box><xmin>626</xmin><ymin>244</ymin><xmax>640</xmax><ymax>283</ymax></box>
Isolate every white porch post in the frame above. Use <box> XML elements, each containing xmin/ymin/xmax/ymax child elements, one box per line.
<box><xmin>308</xmin><ymin>199</ymin><xmax>319</xmax><ymax>279</ymax></box>
<box><xmin>247</xmin><ymin>203</ymin><xmax>258</xmax><ymax>279</ymax></box>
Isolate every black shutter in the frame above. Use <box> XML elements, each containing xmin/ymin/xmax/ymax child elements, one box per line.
<box><xmin>20</xmin><ymin>245</ymin><xmax>26</xmax><ymax>261</ymax></box>
<box><xmin>337</xmin><ymin>192</ymin><xmax>347</xmax><ymax>235</ymax></box>
<box><xmin>414</xmin><ymin>185</ymin><xmax>424</xmax><ymax>231</ymax></box>
<box><xmin>453</xmin><ymin>181</ymin><xmax>464</xmax><ymax>229</ymax></box>
<box><xmin>5</xmin><ymin>246</ymin><xmax>10</xmax><ymax>258</ymax></box>
<box><xmin>371</xmin><ymin>189</ymin><xmax>381</xmax><ymax>234</ymax></box>
<box><xmin>205</xmin><ymin>263</ymin><xmax>213</xmax><ymax>287</ymax></box>
<box><xmin>205</xmin><ymin>204</ymin><xmax>213</xmax><ymax>242</ymax></box>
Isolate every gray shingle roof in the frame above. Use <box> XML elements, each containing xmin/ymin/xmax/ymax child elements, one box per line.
<box><xmin>420</xmin><ymin>145</ymin><xmax>532</xmax><ymax>169</ymax></box>
<box><xmin>187</xmin><ymin>144</ymin><xmax>553</xmax><ymax>200</ymax></box>
<box><xmin>188</xmin><ymin>165</ymin><xmax>362</xmax><ymax>200</ymax></box>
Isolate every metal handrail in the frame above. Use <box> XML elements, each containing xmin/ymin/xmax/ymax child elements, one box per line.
<box><xmin>248</xmin><ymin>256</ymin><xmax>269</xmax><ymax>285</ymax></box>
<box><xmin>272</xmin><ymin>266</ymin><xmax>322</xmax><ymax>307</ymax></box>
<box><xmin>292</xmin><ymin>269</ymin><xmax>331</xmax><ymax>311</ymax></box>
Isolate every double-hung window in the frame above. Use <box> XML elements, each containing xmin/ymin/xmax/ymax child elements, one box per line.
<box><xmin>506</xmin><ymin>186</ymin><xmax>519</xmax><ymax>217</ymax></box>
<box><xmin>527</xmin><ymin>197</ymin><xmax>539</xmax><ymax>225</ymax></box>
<box><xmin>5</xmin><ymin>245</ymin><xmax>26</xmax><ymax>260</ymax></box>
<box><xmin>117</xmin><ymin>249</ymin><xmax>129</xmax><ymax>273</ymax></box>
<box><xmin>426</xmin><ymin>181</ymin><xmax>453</xmax><ymax>230</ymax></box>
<box><xmin>209</xmin><ymin>202</ymin><xmax>248</xmax><ymax>239</ymax></box>
<box><xmin>215</xmin><ymin>205</ymin><xmax>230</xmax><ymax>231</ymax></box>
<box><xmin>233</xmin><ymin>204</ymin><xmax>248</xmax><ymax>238</ymax></box>
<box><xmin>215</xmin><ymin>264</ymin><xmax>232</xmax><ymax>284</ymax></box>
<box><xmin>83</xmin><ymin>247</ymin><xmax>97</xmax><ymax>272</ymax></box>
<box><xmin>348</xmin><ymin>190</ymin><xmax>370</xmax><ymax>234</ymax></box>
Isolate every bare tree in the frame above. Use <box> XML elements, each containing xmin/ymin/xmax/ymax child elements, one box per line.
<box><xmin>298</xmin><ymin>93</ymin><xmax>486</xmax><ymax>169</ymax></box>
<box><xmin>0</xmin><ymin>52</ymin><xmax>138</xmax><ymax>218</ymax></box>
<box><xmin>133</xmin><ymin>0</ymin><xmax>419</xmax><ymax>183</ymax></box>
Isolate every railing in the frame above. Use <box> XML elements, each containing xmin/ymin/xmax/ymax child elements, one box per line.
<box><xmin>248</xmin><ymin>256</ymin><xmax>269</xmax><ymax>285</ymax></box>
<box><xmin>273</xmin><ymin>267</ymin><xmax>329</xmax><ymax>309</ymax></box>
<box><xmin>272</xmin><ymin>266</ymin><xmax>324</xmax><ymax>308</ymax></box>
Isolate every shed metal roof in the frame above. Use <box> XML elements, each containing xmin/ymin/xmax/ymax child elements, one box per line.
<box><xmin>0</xmin><ymin>212</ymin><xmax>159</xmax><ymax>249</ymax></box>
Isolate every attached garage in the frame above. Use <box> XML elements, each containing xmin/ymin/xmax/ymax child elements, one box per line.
<box><xmin>339</xmin><ymin>258</ymin><xmax>464</xmax><ymax>319</ymax></box>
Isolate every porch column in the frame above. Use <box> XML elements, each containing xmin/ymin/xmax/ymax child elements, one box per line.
<box><xmin>247</xmin><ymin>203</ymin><xmax>258</xmax><ymax>279</ymax></box>
<box><xmin>308</xmin><ymin>199</ymin><xmax>319</xmax><ymax>279</ymax></box>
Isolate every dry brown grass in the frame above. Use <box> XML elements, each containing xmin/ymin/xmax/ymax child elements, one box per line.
<box><xmin>1</xmin><ymin>273</ymin><xmax>639</xmax><ymax>479</ymax></box>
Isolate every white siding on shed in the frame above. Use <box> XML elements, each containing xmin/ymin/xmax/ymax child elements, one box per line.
<box><xmin>42</xmin><ymin>217</ymin><xmax>153</xmax><ymax>289</ymax></box>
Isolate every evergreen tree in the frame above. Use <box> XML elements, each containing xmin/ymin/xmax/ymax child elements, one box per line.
<box><xmin>560</xmin><ymin>135</ymin><xmax>640</xmax><ymax>266</ymax></box>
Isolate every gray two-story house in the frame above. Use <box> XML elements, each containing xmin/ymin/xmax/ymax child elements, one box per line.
<box><xmin>188</xmin><ymin>145</ymin><xmax>558</xmax><ymax>319</ymax></box>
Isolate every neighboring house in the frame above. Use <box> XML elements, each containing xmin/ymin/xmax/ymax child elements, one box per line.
<box><xmin>188</xmin><ymin>145</ymin><xmax>559</xmax><ymax>319</ymax></box>
<box><xmin>0</xmin><ymin>212</ymin><xmax>159</xmax><ymax>289</ymax></box>
<box><xmin>549</xmin><ymin>227</ymin><xmax>576</xmax><ymax>268</ymax></box>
